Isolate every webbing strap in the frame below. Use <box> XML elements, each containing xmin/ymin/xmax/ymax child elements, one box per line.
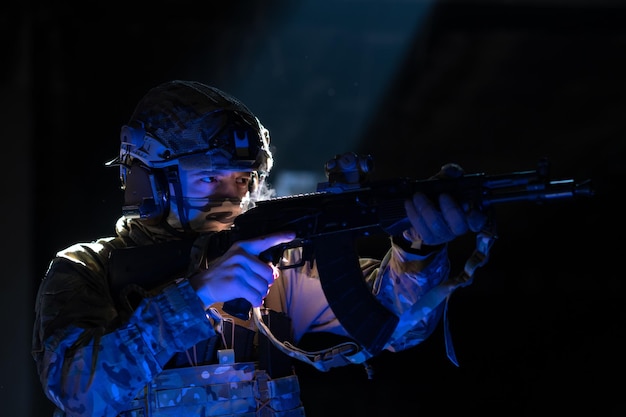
<box><xmin>253</xmin><ymin>307</ymin><xmax>372</xmax><ymax>372</ymax></box>
<box><xmin>444</xmin><ymin>229</ymin><xmax>497</xmax><ymax>366</ymax></box>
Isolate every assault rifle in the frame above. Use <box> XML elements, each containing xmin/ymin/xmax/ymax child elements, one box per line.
<box><xmin>208</xmin><ymin>153</ymin><xmax>593</xmax><ymax>355</ymax></box>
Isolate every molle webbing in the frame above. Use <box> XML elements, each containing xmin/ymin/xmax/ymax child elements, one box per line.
<box><xmin>118</xmin><ymin>362</ymin><xmax>305</xmax><ymax>417</ymax></box>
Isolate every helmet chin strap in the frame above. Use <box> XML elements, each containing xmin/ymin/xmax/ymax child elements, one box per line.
<box><xmin>164</xmin><ymin>167</ymin><xmax>195</xmax><ymax>235</ymax></box>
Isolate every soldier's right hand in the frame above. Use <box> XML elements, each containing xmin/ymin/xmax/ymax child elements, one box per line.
<box><xmin>188</xmin><ymin>231</ymin><xmax>295</xmax><ymax>309</ymax></box>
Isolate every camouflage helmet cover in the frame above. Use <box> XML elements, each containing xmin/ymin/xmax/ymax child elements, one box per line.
<box><xmin>115</xmin><ymin>80</ymin><xmax>273</xmax><ymax>174</ymax></box>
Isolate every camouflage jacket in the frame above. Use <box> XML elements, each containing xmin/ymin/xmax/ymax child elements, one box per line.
<box><xmin>32</xmin><ymin>217</ymin><xmax>450</xmax><ymax>416</ymax></box>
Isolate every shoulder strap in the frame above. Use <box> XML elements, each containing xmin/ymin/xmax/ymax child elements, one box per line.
<box><xmin>252</xmin><ymin>307</ymin><xmax>373</xmax><ymax>373</ymax></box>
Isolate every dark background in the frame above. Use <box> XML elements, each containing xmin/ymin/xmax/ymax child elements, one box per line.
<box><xmin>2</xmin><ymin>1</ymin><xmax>625</xmax><ymax>416</ymax></box>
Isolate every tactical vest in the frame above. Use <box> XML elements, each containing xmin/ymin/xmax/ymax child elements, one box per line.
<box><xmin>108</xmin><ymin>239</ymin><xmax>306</xmax><ymax>416</ymax></box>
<box><xmin>117</xmin><ymin>362</ymin><xmax>304</xmax><ymax>417</ymax></box>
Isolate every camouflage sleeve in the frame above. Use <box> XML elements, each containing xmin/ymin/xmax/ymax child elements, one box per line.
<box><xmin>274</xmin><ymin>237</ymin><xmax>450</xmax><ymax>357</ymax></box>
<box><xmin>32</xmin><ymin>243</ymin><xmax>215</xmax><ymax>417</ymax></box>
<box><xmin>365</xmin><ymin>237</ymin><xmax>450</xmax><ymax>352</ymax></box>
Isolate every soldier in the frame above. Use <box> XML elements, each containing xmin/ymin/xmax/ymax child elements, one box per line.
<box><xmin>32</xmin><ymin>80</ymin><xmax>484</xmax><ymax>416</ymax></box>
